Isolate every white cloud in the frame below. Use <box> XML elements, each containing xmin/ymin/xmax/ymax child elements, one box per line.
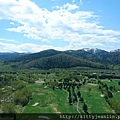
<box><xmin>0</xmin><ymin>38</ymin><xmax>16</xmax><ymax>42</ymax></box>
<box><xmin>0</xmin><ymin>0</ymin><xmax>120</xmax><ymax>52</ymax></box>
<box><xmin>61</xmin><ymin>3</ymin><xmax>79</xmax><ymax>11</ymax></box>
<box><xmin>10</xmin><ymin>22</ymin><xmax>15</xmax><ymax>25</ymax></box>
<box><xmin>0</xmin><ymin>42</ymin><xmax>71</xmax><ymax>53</ymax></box>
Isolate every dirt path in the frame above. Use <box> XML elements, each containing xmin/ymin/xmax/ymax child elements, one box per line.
<box><xmin>53</xmin><ymin>107</ymin><xmax>61</xmax><ymax>113</ymax></box>
<box><xmin>76</xmin><ymin>96</ymin><xmax>80</xmax><ymax>114</ymax></box>
<box><xmin>35</xmin><ymin>80</ymin><xmax>44</xmax><ymax>84</ymax></box>
<box><xmin>87</xmin><ymin>83</ymin><xmax>97</xmax><ymax>86</ymax></box>
<box><xmin>63</xmin><ymin>89</ymin><xmax>80</xmax><ymax>113</ymax></box>
<box><xmin>50</xmin><ymin>104</ymin><xmax>61</xmax><ymax>113</ymax></box>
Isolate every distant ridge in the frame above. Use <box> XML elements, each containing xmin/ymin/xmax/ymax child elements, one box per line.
<box><xmin>8</xmin><ymin>49</ymin><xmax>62</xmax><ymax>63</ymax></box>
<box><xmin>1</xmin><ymin>48</ymin><xmax>120</xmax><ymax>69</ymax></box>
<box><xmin>110</xmin><ymin>49</ymin><xmax>120</xmax><ymax>52</ymax></box>
<box><xmin>80</xmin><ymin>48</ymin><xmax>109</xmax><ymax>55</ymax></box>
<box><xmin>0</xmin><ymin>52</ymin><xmax>27</xmax><ymax>61</ymax></box>
<box><xmin>11</xmin><ymin>52</ymin><xmax>106</xmax><ymax>69</ymax></box>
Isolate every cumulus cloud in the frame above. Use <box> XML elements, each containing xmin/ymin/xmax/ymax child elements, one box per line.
<box><xmin>0</xmin><ymin>38</ymin><xmax>16</xmax><ymax>42</ymax></box>
<box><xmin>0</xmin><ymin>42</ymin><xmax>71</xmax><ymax>53</ymax></box>
<box><xmin>0</xmin><ymin>0</ymin><xmax>120</xmax><ymax>52</ymax></box>
<box><xmin>59</xmin><ymin>3</ymin><xmax>79</xmax><ymax>11</ymax></box>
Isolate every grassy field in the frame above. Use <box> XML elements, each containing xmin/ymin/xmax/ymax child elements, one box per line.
<box><xmin>114</xmin><ymin>92</ymin><xmax>120</xmax><ymax>102</ymax></box>
<box><xmin>23</xmin><ymin>83</ymin><xmax>77</xmax><ymax>113</ymax></box>
<box><xmin>102</xmin><ymin>79</ymin><xmax>119</xmax><ymax>86</ymax></box>
<box><xmin>22</xmin><ymin>81</ymin><xmax>116</xmax><ymax>114</ymax></box>
<box><xmin>80</xmin><ymin>83</ymin><xmax>114</xmax><ymax>113</ymax></box>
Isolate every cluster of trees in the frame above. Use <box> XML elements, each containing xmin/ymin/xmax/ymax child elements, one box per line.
<box><xmin>0</xmin><ymin>74</ymin><xmax>16</xmax><ymax>87</ymax></box>
<box><xmin>62</xmin><ymin>78</ymin><xmax>88</xmax><ymax>113</ymax></box>
<box><xmin>0</xmin><ymin>71</ymin><xmax>38</xmax><ymax>87</ymax></box>
<box><xmin>98</xmin><ymin>80</ymin><xmax>118</xmax><ymax>93</ymax></box>
<box><xmin>0</xmin><ymin>73</ymin><xmax>32</xmax><ymax>113</ymax></box>
<box><xmin>98</xmin><ymin>82</ymin><xmax>113</xmax><ymax>99</ymax></box>
<box><xmin>17</xmin><ymin>73</ymin><xmax>37</xmax><ymax>83</ymax></box>
<box><xmin>2</xmin><ymin>102</ymin><xmax>16</xmax><ymax>113</ymax></box>
<box><xmin>98</xmin><ymin>80</ymin><xmax>120</xmax><ymax>114</ymax></box>
<box><xmin>42</xmin><ymin>69</ymin><xmax>120</xmax><ymax>114</ymax></box>
<box><xmin>99</xmin><ymin>74</ymin><xmax>120</xmax><ymax>79</ymax></box>
<box><xmin>14</xmin><ymin>87</ymin><xmax>32</xmax><ymax>107</ymax></box>
<box><xmin>88</xmin><ymin>73</ymin><xmax>120</xmax><ymax>79</ymax></box>
<box><xmin>68</xmin><ymin>86</ymin><xmax>78</xmax><ymax>105</ymax></box>
<box><xmin>43</xmin><ymin>72</ymin><xmax>89</xmax><ymax>113</ymax></box>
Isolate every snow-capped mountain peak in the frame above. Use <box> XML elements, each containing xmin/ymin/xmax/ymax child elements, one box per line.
<box><xmin>82</xmin><ymin>48</ymin><xmax>90</xmax><ymax>52</ymax></box>
<box><xmin>80</xmin><ymin>48</ymin><xmax>108</xmax><ymax>55</ymax></box>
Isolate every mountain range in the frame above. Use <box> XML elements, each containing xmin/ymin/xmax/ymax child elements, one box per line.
<box><xmin>0</xmin><ymin>52</ymin><xmax>26</xmax><ymax>61</ymax></box>
<box><xmin>0</xmin><ymin>48</ymin><xmax>120</xmax><ymax>69</ymax></box>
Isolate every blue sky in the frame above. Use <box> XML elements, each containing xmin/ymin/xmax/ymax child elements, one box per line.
<box><xmin>0</xmin><ymin>0</ymin><xmax>120</xmax><ymax>52</ymax></box>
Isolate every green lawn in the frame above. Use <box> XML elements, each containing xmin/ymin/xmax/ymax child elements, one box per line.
<box><xmin>102</xmin><ymin>79</ymin><xmax>119</xmax><ymax>86</ymax></box>
<box><xmin>23</xmin><ymin>82</ymin><xmax>114</xmax><ymax>114</ymax></box>
<box><xmin>23</xmin><ymin>83</ymin><xmax>77</xmax><ymax>113</ymax></box>
<box><xmin>113</xmin><ymin>92</ymin><xmax>120</xmax><ymax>102</ymax></box>
<box><xmin>80</xmin><ymin>84</ymin><xmax>114</xmax><ymax>113</ymax></box>
<box><xmin>22</xmin><ymin>79</ymin><xmax>119</xmax><ymax>114</ymax></box>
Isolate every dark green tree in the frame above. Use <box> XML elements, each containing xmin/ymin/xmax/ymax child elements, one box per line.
<box><xmin>79</xmin><ymin>97</ymin><xmax>84</xmax><ymax>102</ymax></box>
<box><xmin>52</xmin><ymin>86</ymin><xmax>55</xmax><ymax>91</ymax></box>
<box><xmin>83</xmin><ymin>103</ymin><xmax>88</xmax><ymax>113</ymax></box>
<box><xmin>107</xmin><ymin>91</ymin><xmax>113</xmax><ymax>98</ymax></box>
<box><xmin>118</xmin><ymin>81</ymin><xmax>120</xmax><ymax>85</ymax></box>
<box><xmin>77</xmin><ymin>91</ymin><xmax>81</xmax><ymax>98</ymax></box>
<box><xmin>69</xmin><ymin>96</ymin><xmax>72</xmax><ymax>105</ymax></box>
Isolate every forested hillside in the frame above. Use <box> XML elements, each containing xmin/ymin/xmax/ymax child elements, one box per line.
<box><xmin>18</xmin><ymin>53</ymin><xmax>106</xmax><ymax>69</ymax></box>
<box><xmin>9</xmin><ymin>49</ymin><xmax>61</xmax><ymax>63</ymax></box>
<box><xmin>0</xmin><ymin>52</ymin><xmax>26</xmax><ymax>61</ymax></box>
<box><xmin>1</xmin><ymin>48</ymin><xmax>120</xmax><ymax>70</ymax></box>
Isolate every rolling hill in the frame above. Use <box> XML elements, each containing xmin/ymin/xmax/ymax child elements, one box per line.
<box><xmin>1</xmin><ymin>48</ymin><xmax>120</xmax><ymax>69</ymax></box>
<box><xmin>17</xmin><ymin>53</ymin><xmax>106</xmax><ymax>69</ymax></box>
<box><xmin>9</xmin><ymin>49</ymin><xmax>62</xmax><ymax>63</ymax></box>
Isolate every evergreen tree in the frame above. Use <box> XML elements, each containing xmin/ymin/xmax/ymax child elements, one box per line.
<box><xmin>107</xmin><ymin>90</ymin><xmax>113</xmax><ymax>98</ymax></box>
<box><xmin>118</xmin><ymin>81</ymin><xmax>120</xmax><ymax>85</ymax></box>
<box><xmin>109</xmin><ymin>86</ymin><xmax>113</xmax><ymax>91</ymax></box>
<box><xmin>69</xmin><ymin>96</ymin><xmax>72</xmax><ymax>105</ymax></box>
<box><xmin>52</xmin><ymin>86</ymin><xmax>55</xmax><ymax>91</ymax></box>
<box><xmin>79</xmin><ymin>97</ymin><xmax>84</xmax><ymax>102</ymax></box>
<box><xmin>83</xmin><ymin>103</ymin><xmax>88</xmax><ymax>113</ymax></box>
<box><xmin>77</xmin><ymin>91</ymin><xmax>81</xmax><ymax>98</ymax></box>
